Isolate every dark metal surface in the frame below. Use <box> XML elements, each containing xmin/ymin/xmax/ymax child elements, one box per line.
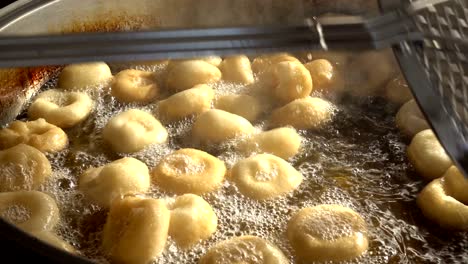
<box><xmin>0</xmin><ymin>0</ymin><xmax>17</xmax><ymax>8</ymax></box>
<box><xmin>0</xmin><ymin>219</ymin><xmax>94</xmax><ymax>264</ymax></box>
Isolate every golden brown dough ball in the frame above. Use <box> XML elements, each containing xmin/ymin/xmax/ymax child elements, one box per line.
<box><xmin>251</xmin><ymin>53</ymin><xmax>300</xmax><ymax>74</ymax></box>
<box><xmin>0</xmin><ymin>144</ymin><xmax>51</xmax><ymax>192</ymax></box>
<box><xmin>304</xmin><ymin>59</ymin><xmax>336</xmax><ymax>89</ymax></box>
<box><xmin>395</xmin><ymin>99</ymin><xmax>429</xmax><ymax>138</ymax></box>
<box><xmin>407</xmin><ymin>129</ymin><xmax>452</xmax><ymax>180</ymax></box>
<box><xmin>200</xmin><ymin>56</ymin><xmax>223</xmax><ymax>67</ymax></box>
<box><xmin>167</xmin><ymin>60</ymin><xmax>222</xmax><ymax>92</ymax></box>
<box><xmin>230</xmin><ymin>154</ymin><xmax>303</xmax><ymax>200</ymax></box>
<box><xmin>268</xmin><ymin>61</ymin><xmax>313</xmax><ymax>104</ymax></box>
<box><xmin>443</xmin><ymin>166</ymin><xmax>468</xmax><ymax>204</ymax></box>
<box><xmin>79</xmin><ymin>157</ymin><xmax>151</xmax><ymax>208</ymax></box>
<box><xmin>287</xmin><ymin>204</ymin><xmax>369</xmax><ymax>262</ymax></box>
<box><xmin>417</xmin><ymin>166</ymin><xmax>468</xmax><ymax>230</ymax></box>
<box><xmin>199</xmin><ymin>235</ymin><xmax>289</xmax><ymax>264</ymax></box>
<box><xmin>269</xmin><ymin>97</ymin><xmax>334</xmax><ymax>130</ymax></box>
<box><xmin>0</xmin><ymin>118</ymin><xmax>68</xmax><ymax>153</ymax></box>
<box><xmin>28</xmin><ymin>89</ymin><xmax>94</xmax><ymax>128</ymax></box>
<box><xmin>0</xmin><ymin>191</ymin><xmax>59</xmax><ymax>232</ymax></box>
<box><xmin>214</xmin><ymin>94</ymin><xmax>262</xmax><ymax>122</ymax></box>
<box><xmin>307</xmin><ymin>51</ymin><xmax>350</xmax><ymax>93</ymax></box>
<box><xmin>192</xmin><ymin>109</ymin><xmax>255</xmax><ymax>144</ymax></box>
<box><xmin>158</xmin><ymin>84</ymin><xmax>214</xmax><ymax>122</ymax></box>
<box><xmin>347</xmin><ymin>50</ymin><xmax>397</xmax><ymax>96</ymax></box>
<box><xmin>385</xmin><ymin>74</ymin><xmax>413</xmax><ymax>105</ymax></box>
<box><xmin>102</xmin><ymin>196</ymin><xmax>170</xmax><ymax>264</ymax></box>
<box><xmin>152</xmin><ymin>148</ymin><xmax>226</xmax><ymax>195</ymax></box>
<box><xmin>167</xmin><ymin>56</ymin><xmax>222</xmax><ymax>71</ymax></box>
<box><xmin>236</xmin><ymin>127</ymin><xmax>301</xmax><ymax>159</ymax></box>
<box><xmin>168</xmin><ymin>194</ymin><xmax>217</xmax><ymax>248</ymax></box>
<box><xmin>308</xmin><ymin>51</ymin><xmax>350</xmax><ymax>66</ymax></box>
<box><xmin>102</xmin><ymin>109</ymin><xmax>168</xmax><ymax>153</ymax></box>
<box><xmin>219</xmin><ymin>55</ymin><xmax>254</xmax><ymax>84</ymax></box>
<box><xmin>58</xmin><ymin>62</ymin><xmax>112</xmax><ymax>90</ymax></box>
<box><xmin>111</xmin><ymin>69</ymin><xmax>159</xmax><ymax>103</ymax></box>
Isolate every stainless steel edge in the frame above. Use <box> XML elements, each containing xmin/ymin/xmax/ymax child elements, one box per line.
<box><xmin>0</xmin><ymin>0</ymin><xmax>59</xmax><ymax>30</ymax></box>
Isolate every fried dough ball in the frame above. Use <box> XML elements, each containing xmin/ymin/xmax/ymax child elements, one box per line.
<box><xmin>237</xmin><ymin>127</ymin><xmax>301</xmax><ymax>159</ymax></box>
<box><xmin>0</xmin><ymin>118</ymin><xmax>68</xmax><ymax>153</ymax></box>
<box><xmin>310</xmin><ymin>50</ymin><xmax>350</xmax><ymax>63</ymax></box>
<box><xmin>102</xmin><ymin>196</ymin><xmax>170</xmax><ymax>264</ymax></box>
<box><xmin>348</xmin><ymin>50</ymin><xmax>397</xmax><ymax>96</ymax></box>
<box><xmin>407</xmin><ymin>129</ymin><xmax>452</xmax><ymax>180</ymax></box>
<box><xmin>102</xmin><ymin>109</ymin><xmax>168</xmax><ymax>153</ymax></box>
<box><xmin>443</xmin><ymin>166</ymin><xmax>468</xmax><ymax>203</ymax></box>
<box><xmin>269</xmin><ymin>97</ymin><xmax>334</xmax><ymax>130</ymax></box>
<box><xmin>167</xmin><ymin>56</ymin><xmax>222</xmax><ymax>71</ymax></box>
<box><xmin>168</xmin><ymin>194</ymin><xmax>217</xmax><ymax>248</ymax></box>
<box><xmin>0</xmin><ymin>144</ymin><xmax>51</xmax><ymax>192</ymax></box>
<box><xmin>152</xmin><ymin>148</ymin><xmax>226</xmax><ymax>195</ymax></box>
<box><xmin>0</xmin><ymin>191</ymin><xmax>59</xmax><ymax>232</ymax></box>
<box><xmin>219</xmin><ymin>55</ymin><xmax>254</xmax><ymax>84</ymax></box>
<box><xmin>304</xmin><ymin>59</ymin><xmax>335</xmax><ymax>90</ymax></box>
<box><xmin>28</xmin><ymin>89</ymin><xmax>94</xmax><ymax>128</ymax></box>
<box><xmin>251</xmin><ymin>53</ymin><xmax>300</xmax><ymax>74</ymax></box>
<box><xmin>214</xmin><ymin>94</ymin><xmax>262</xmax><ymax>122</ymax></box>
<box><xmin>200</xmin><ymin>56</ymin><xmax>223</xmax><ymax>67</ymax></box>
<box><xmin>111</xmin><ymin>69</ymin><xmax>159</xmax><ymax>103</ymax></box>
<box><xmin>268</xmin><ymin>61</ymin><xmax>313</xmax><ymax>104</ymax></box>
<box><xmin>306</xmin><ymin>51</ymin><xmax>349</xmax><ymax>93</ymax></box>
<box><xmin>58</xmin><ymin>62</ymin><xmax>112</xmax><ymax>90</ymax></box>
<box><xmin>158</xmin><ymin>84</ymin><xmax>214</xmax><ymax>122</ymax></box>
<box><xmin>385</xmin><ymin>74</ymin><xmax>413</xmax><ymax>105</ymax></box>
<box><xmin>417</xmin><ymin>166</ymin><xmax>468</xmax><ymax>230</ymax></box>
<box><xmin>199</xmin><ymin>236</ymin><xmax>289</xmax><ymax>264</ymax></box>
<box><xmin>31</xmin><ymin>231</ymin><xmax>76</xmax><ymax>254</ymax></box>
<box><xmin>287</xmin><ymin>204</ymin><xmax>369</xmax><ymax>262</ymax></box>
<box><xmin>192</xmin><ymin>109</ymin><xmax>254</xmax><ymax>144</ymax></box>
<box><xmin>167</xmin><ymin>60</ymin><xmax>222</xmax><ymax>92</ymax></box>
<box><xmin>396</xmin><ymin>99</ymin><xmax>429</xmax><ymax>138</ymax></box>
<box><xmin>79</xmin><ymin>157</ymin><xmax>151</xmax><ymax>208</ymax></box>
<box><xmin>230</xmin><ymin>154</ymin><xmax>303</xmax><ymax>200</ymax></box>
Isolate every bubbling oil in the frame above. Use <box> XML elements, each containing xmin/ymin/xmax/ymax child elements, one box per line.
<box><xmin>12</xmin><ymin>57</ymin><xmax>466</xmax><ymax>264</ymax></box>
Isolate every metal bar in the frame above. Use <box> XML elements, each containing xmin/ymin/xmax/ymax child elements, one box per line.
<box><xmin>0</xmin><ymin>25</ymin><xmax>315</xmax><ymax>46</ymax></box>
<box><xmin>0</xmin><ymin>0</ymin><xmax>58</xmax><ymax>29</ymax></box>
<box><xmin>3</xmin><ymin>22</ymin><xmax>377</xmax><ymax>67</ymax></box>
<box><xmin>0</xmin><ymin>24</ymin><xmax>328</xmax><ymax>67</ymax></box>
